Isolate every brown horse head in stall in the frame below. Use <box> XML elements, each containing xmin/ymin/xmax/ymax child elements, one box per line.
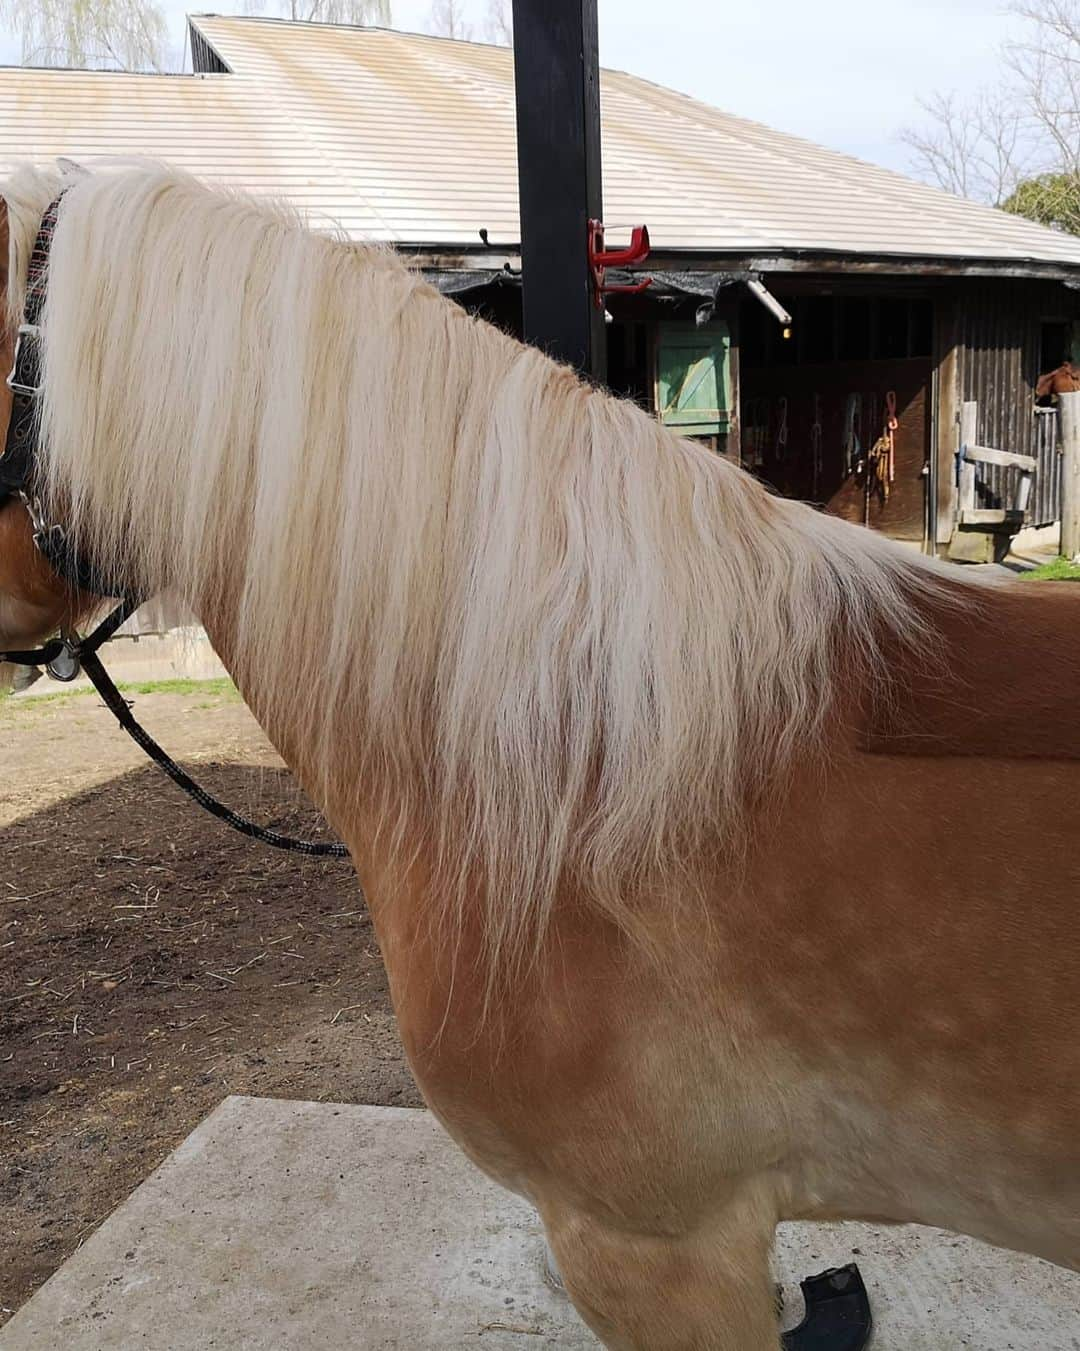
<box><xmin>1</xmin><ymin>164</ymin><xmax>1078</xmax><ymax>1349</ymax></box>
<box><xmin>1036</xmin><ymin>360</ymin><xmax>1080</xmax><ymax>397</ymax></box>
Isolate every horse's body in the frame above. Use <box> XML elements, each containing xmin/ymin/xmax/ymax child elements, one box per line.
<box><xmin>1</xmin><ymin>165</ymin><xmax>1077</xmax><ymax>1349</ymax></box>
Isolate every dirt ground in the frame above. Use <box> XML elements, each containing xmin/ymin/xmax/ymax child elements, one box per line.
<box><xmin>0</xmin><ymin>685</ymin><xmax>420</xmax><ymax>1327</ymax></box>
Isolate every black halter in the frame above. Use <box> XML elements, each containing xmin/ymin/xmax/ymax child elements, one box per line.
<box><xmin>0</xmin><ymin>197</ymin><xmax>58</xmax><ymax>501</ymax></box>
<box><xmin>1</xmin><ymin>193</ymin><xmax>127</xmax><ymax>598</ymax></box>
<box><xmin>1</xmin><ymin>196</ymin><xmax>349</xmax><ymax>860</ymax></box>
<box><xmin>2</xmin><ymin>196</ymin><xmax>57</xmax><ymax>509</ymax></box>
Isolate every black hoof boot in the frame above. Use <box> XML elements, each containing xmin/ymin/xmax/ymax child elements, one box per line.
<box><xmin>780</xmin><ymin>1264</ymin><xmax>872</xmax><ymax>1350</ymax></box>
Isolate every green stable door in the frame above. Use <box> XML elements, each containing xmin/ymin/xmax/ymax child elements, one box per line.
<box><xmin>655</xmin><ymin>322</ymin><xmax>732</xmax><ymax>440</ymax></box>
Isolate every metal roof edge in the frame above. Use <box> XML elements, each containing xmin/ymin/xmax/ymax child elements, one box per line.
<box><xmin>647</xmin><ymin>250</ymin><xmax>1080</xmax><ymax>282</ymax></box>
<box><xmin>406</xmin><ymin>244</ymin><xmax>1080</xmax><ymax>282</ymax></box>
<box><xmin>189</xmin><ymin>13</ymin><xmax>510</xmax><ymax>52</ymax></box>
<box><xmin>0</xmin><ymin>63</ymin><xmax>212</xmax><ymax>79</ymax></box>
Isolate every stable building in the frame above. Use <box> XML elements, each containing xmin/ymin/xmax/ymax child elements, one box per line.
<box><xmin>2</xmin><ymin>13</ymin><xmax>1078</xmax><ymax>555</ymax></box>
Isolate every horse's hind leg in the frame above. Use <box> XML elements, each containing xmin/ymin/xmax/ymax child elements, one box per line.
<box><xmin>542</xmin><ymin>1191</ymin><xmax>781</xmax><ymax>1351</ymax></box>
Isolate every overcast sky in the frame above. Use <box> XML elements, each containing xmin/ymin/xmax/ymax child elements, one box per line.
<box><xmin>0</xmin><ymin>1</ymin><xmax>1018</xmax><ymax>179</ymax></box>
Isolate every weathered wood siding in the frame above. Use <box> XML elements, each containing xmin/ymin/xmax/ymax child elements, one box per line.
<box><xmin>958</xmin><ymin>280</ymin><xmax>1079</xmax><ymax>526</ymax></box>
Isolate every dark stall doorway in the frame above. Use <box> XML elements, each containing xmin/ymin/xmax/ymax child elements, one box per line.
<box><xmin>740</xmin><ymin>290</ymin><xmax>934</xmax><ymax>542</ymax></box>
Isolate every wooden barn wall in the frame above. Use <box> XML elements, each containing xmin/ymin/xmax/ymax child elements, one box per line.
<box><xmin>958</xmin><ymin>280</ymin><xmax>1078</xmax><ymax>526</ymax></box>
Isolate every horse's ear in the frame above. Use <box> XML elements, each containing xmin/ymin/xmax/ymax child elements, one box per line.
<box><xmin>57</xmin><ymin>156</ymin><xmax>89</xmax><ymax>179</ymax></box>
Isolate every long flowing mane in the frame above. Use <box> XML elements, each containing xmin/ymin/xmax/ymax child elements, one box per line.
<box><xmin>4</xmin><ymin>163</ymin><xmax>949</xmax><ymax>972</ymax></box>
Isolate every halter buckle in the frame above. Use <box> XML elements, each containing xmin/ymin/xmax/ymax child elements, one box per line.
<box><xmin>45</xmin><ymin>635</ymin><xmax>81</xmax><ymax>683</ymax></box>
<box><xmin>5</xmin><ymin>323</ymin><xmax>43</xmax><ymax>398</ymax></box>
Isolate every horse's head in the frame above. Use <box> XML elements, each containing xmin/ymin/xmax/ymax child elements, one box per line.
<box><xmin>0</xmin><ymin>194</ymin><xmax>92</xmax><ymax>668</ymax></box>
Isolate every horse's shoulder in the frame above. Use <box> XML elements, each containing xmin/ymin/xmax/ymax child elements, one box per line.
<box><xmin>861</xmin><ymin>578</ymin><xmax>1080</xmax><ymax>759</ymax></box>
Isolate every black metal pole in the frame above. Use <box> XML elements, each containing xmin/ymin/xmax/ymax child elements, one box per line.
<box><xmin>511</xmin><ymin>0</ymin><xmax>606</xmax><ymax>382</ymax></box>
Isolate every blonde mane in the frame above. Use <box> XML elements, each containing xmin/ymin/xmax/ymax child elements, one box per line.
<box><xmin>4</xmin><ymin>163</ymin><xmax>946</xmax><ymax>973</ymax></box>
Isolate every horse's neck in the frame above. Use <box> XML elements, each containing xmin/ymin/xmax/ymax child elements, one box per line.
<box><xmin>194</xmin><ymin>579</ymin><xmax>392</xmax><ymax>876</ymax></box>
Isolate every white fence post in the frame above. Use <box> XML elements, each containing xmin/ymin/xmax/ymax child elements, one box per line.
<box><xmin>1060</xmin><ymin>392</ymin><xmax>1080</xmax><ymax>563</ymax></box>
<box><xmin>958</xmin><ymin>401</ymin><xmax>978</xmax><ymax>519</ymax></box>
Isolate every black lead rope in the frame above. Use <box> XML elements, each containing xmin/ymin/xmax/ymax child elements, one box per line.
<box><xmin>81</xmin><ymin>647</ymin><xmax>351</xmax><ymax>858</ymax></box>
<box><xmin>3</xmin><ymin>602</ymin><xmax>350</xmax><ymax>859</ymax></box>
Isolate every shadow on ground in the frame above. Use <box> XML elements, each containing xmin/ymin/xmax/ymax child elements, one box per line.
<box><xmin>1</xmin><ymin>759</ymin><xmax>419</xmax><ymax>1325</ymax></box>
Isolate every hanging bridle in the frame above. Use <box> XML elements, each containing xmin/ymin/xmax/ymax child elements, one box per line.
<box><xmin>0</xmin><ymin>196</ymin><xmax>348</xmax><ymax>859</ymax></box>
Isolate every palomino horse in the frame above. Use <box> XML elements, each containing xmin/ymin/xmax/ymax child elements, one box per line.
<box><xmin>2</xmin><ymin>164</ymin><xmax>1078</xmax><ymax>1349</ymax></box>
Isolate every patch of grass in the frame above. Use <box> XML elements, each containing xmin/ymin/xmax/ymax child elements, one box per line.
<box><xmin>1018</xmin><ymin>556</ymin><xmax>1080</xmax><ymax>582</ymax></box>
<box><xmin>118</xmin><ymin>677</ymin><xmax>239</xmax><ymax>699</ymax></box>
<box><xmin>0</xmin><ymin>686</ymin><xmax>89</xmax><ymax>709</ymax></box>
<box><xmin>1</xmin><ymin>675</ymin><xmax>239</xmax><ymax>711</ymax></box>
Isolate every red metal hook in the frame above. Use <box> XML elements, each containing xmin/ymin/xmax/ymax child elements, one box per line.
<box><xmin>588</xmin><ymin>219</ymin><xmax>652</xmax><ymax>308</ymax></box>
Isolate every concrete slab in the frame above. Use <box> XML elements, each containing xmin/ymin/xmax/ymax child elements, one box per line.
<box><xmin>2</xmin><ymin>1096</ymin><xmax>1077</xmax><ymax>1350</ymax></box>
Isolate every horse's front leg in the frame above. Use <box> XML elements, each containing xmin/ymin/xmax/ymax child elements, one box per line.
<box><xmin>371</xmin><ymin>868</ymin><xmax>786</xmax><ymax>1350</ymax></box>
<box><xmin>539</xmin><ymin>1185</ymin><xmax>782</xmax><ymax>1351</ymax></box>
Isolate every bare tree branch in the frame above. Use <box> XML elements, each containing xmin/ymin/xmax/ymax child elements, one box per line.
<box><xmin>0</xmin><ymin>0</ymin><xmax>168</xmax><ymax>71</ymax></box>
<box><xmin>483</xmin><ymin>0</ymin><xmax>512</xmax><ymax>45</ymax></box>
<box><xmin>1011</xmin><ymin>0</ymin><xmax>1080</xmax><ymax>57</ymax></box>
<box><xmin>243</xmin><ymin>0</ymin><xmax>393</xmax><ymax>24</ymax></box>
<box><xmin>900</xmin><ymin>0</ymin><xmax>1079</xmax><ymax>202</ymax></box>
<box><xmin>428</xmin><ymin>0</ymin><xmax>474</xmax><ymax>40</ymax></box>
<box><xmin>898</xmin><ymin>90</ymin><xmax>1029</xmax><ymax>204</ymax></box>
<box><xmin>1005</xmin><ymin>0</ymin><xmax>1080</xmax><ymax>175</ymax></box>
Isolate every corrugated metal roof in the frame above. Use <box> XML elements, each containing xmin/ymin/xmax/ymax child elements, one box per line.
<box><xmin>1</xmin><ymin>13</ymin><xmax>1078</xmax><ymax>272</ymax></box>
